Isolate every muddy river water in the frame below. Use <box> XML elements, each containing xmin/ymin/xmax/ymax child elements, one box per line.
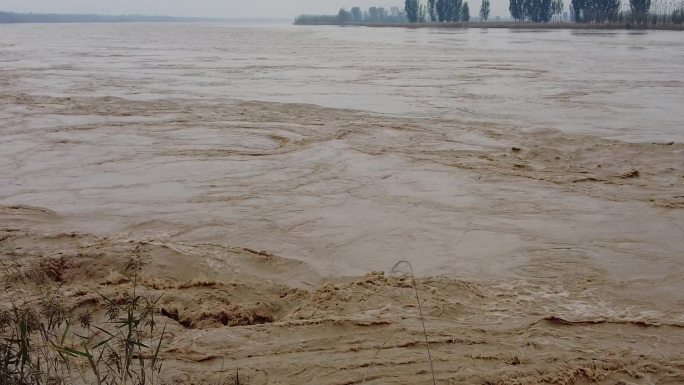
<box><xmin>2</xmin><ymin>22</ymin><xmax>684</xmax><ymax>385</ymax></box>
<box><xmin>0</xmin><ymin>23</ymin><xmax>682</xmax><ymax>279</ymax></box>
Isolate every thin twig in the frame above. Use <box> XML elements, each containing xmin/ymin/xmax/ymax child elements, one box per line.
<box><xmin>391</xmin><ymin>261</ymin><xmax>437</xmax><ymax>385</ymax></box>
<box><xmin>360</xmin><ymin>341</ymin><xmax>386</xmax><ymax>385</ymax></box>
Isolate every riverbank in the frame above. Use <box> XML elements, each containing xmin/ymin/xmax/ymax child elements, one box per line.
<box><xmin>296</xmin><ymin>20</ymin><xmax>684</xmax><ymax>30</ymax></box>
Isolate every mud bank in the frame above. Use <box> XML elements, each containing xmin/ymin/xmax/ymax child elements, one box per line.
<box><xmin>2</xmin><ymin>206</ymin><xmax>683</xmax><ymax>385</ymax></box>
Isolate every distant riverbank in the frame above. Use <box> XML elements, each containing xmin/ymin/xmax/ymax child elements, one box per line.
<box><xmin>297</xmin><ymin>21</ymin><xmax>684</xmax><ymax>31</ymax></box>
<box><xmin>0</xmin><ymin>10</ymin><xmax>292</xmax><ymax>24</ymax></box>
<box><xmin>0</xmin><ymin>11</ymin><xmax>229</xmax><ymax>23</ymax></box>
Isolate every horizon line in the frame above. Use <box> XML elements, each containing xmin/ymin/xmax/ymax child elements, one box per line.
<box><xmin>0</xmin><ymin>10</ymin><xmax>294</xmax><ymax>22</ymax></box>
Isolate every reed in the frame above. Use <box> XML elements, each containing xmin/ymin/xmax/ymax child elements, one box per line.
<box><xmin>0</xmin><ymin>256</ymin><xmax>167</xmax><ymax>385</ymax></box>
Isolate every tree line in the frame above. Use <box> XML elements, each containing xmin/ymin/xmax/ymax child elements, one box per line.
<box><xmin>567</xmin><ymin>0</ymin><xmax>676</xmax><ymax>24</ymax></box>
<box><xmin>405</xmin><ymin>0</ymin><xmax>474</xmax><ymax>22</ymax></box>
<box><xmin>555</xmin><ymin>0</ymin><xmax>681</xmax><ymax>24</ymax></box>
<box><xmin>509</xmin><ymin>0</ymin><xmax>563</xmax><ymax>22</ymax></box>
<box><xmin>0</xmin><ymin>11</ymin><xmax>225</xmax><ymax>23</ymax></box>
<box><xmin>294</xmin><ymin>0</ymin><xmax>684</xmax><ymax>25</ymax></box>
<box><xmin>295</xmin><ymin>6</ymin><xmax>409</xmax><ymax>25</ymax></box>
<box><xmin>408</xmin><ymin>0</ymin><xmax>683</xmax><ymax>24</ymax></box>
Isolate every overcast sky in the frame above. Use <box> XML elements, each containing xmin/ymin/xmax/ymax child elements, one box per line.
<box><xmin>1</xmin><ymin>0</ymin><xmax>513</xmax><ymax>19</ymax></box>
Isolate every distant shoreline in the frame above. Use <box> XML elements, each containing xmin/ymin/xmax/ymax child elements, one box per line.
<box><xmin>0</xmin><ymin>11</ymin><xmax>289</xmax><ymax>24</ymax></box>
<box><xmin>297</xmin><ymin>21</ymin><xmax>684</xmax><ymax>31</ymax></box>
<box><xmin>0</xmin><ymin>11</ymin><xmax>224</xmax><ymax>24</ymax></box>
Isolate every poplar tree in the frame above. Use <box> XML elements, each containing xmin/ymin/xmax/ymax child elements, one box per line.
<box><xmin>337</xmin><ymin>8</ymin><xmax>352</xmax><ymax>24</ymax></box>
<box><xmin>461</xmin><ymin>1</ymin><xmax>471</xmax><ymax>20</ymax></box>
<box><xmin>428</xmin><ymin>0</ymin><xmax>438</xmax><ymax>20</ymax></box>
<box><xmin>436</xmin><ymin>0</ymin><xmax>448</xmax><ymax>21</ymax></box>
<box><xmin>584</xmin><ymin>0</ymin><xmax>619</xmax><ymax>22</ymax></box>
<box><xmin>571</xmin><ymin>0</ymin><xmax>584</xmax><ymax>21</ymax></box>
<box><xmin>480</xmin><ymin>0</ymin><xmax>491</xmax><ymax>20</ymax></box>
<box><xmin>629</xmin><ymin>0</ymin><xmax>651</xmax><ymax>24</ymax></box>
<box><xmin>510</xmin><ymin>0</ymin><xmax>526</xmax><ymax>20</ymax></box>
<box><xmin>448</xmin><ymin>0</ymin><xmax>463</xmax><ymax>21</ymax></box>
<box><xmin>350</xmin><ymin>7</ymin><xmax>363</xmax><ymax>21</ymax></box>
<box><xmin>405</xmin><ymin>0</ymin><xmax>420</xmax><ymax>22</ymax></box>
<box><xmin>551</xmin><ymin>0</ymin><xmax>564</xmax><ymax>20</ymax></box>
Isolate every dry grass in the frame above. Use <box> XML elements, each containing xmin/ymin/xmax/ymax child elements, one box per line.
<box><xmin>0</xmin><ymin>255</ymin><xmax>166</xmax><ymax>385</ymax></box>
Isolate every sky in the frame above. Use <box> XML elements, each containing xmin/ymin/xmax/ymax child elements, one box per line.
<box><xmin>0</xmin><ymin>0</ymin><xmax>513</xmax><ymax>19</ymax></box>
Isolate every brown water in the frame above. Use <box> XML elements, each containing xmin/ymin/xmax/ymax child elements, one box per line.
<box><xmin>0</xmin><ymin>23</ymin><xmax>683</xmax><ymax>279</ymax></box>
<box><xmin>2</xmin><ymin>23</ymin><xmax>684</xmax><ymax>385</ymax></box>
<box><xmin>2</xmin><ymin>23</ymin><xmax>684</xmax><ymax>141</ymax></box>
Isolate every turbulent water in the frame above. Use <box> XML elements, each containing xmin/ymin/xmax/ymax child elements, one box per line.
<box><xmin>2</xmin><ymin>23</ymin><xmax>684</xmax><ymax>141</ymax></box>
<box><xmin>1</xmin><ymin>23</ymin><xmax>683</xmax><ymax>385</ymax></box>
<box><xmin>1</xmin><ymin>23</ymin><xmax>684</xmax><ymax>277</ymax></box>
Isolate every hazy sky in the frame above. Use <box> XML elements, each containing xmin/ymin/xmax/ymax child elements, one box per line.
<box><xmin>1</xmin><ymin>0</ymin><xmax>513</xmax><ymax>19</ymax></box>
